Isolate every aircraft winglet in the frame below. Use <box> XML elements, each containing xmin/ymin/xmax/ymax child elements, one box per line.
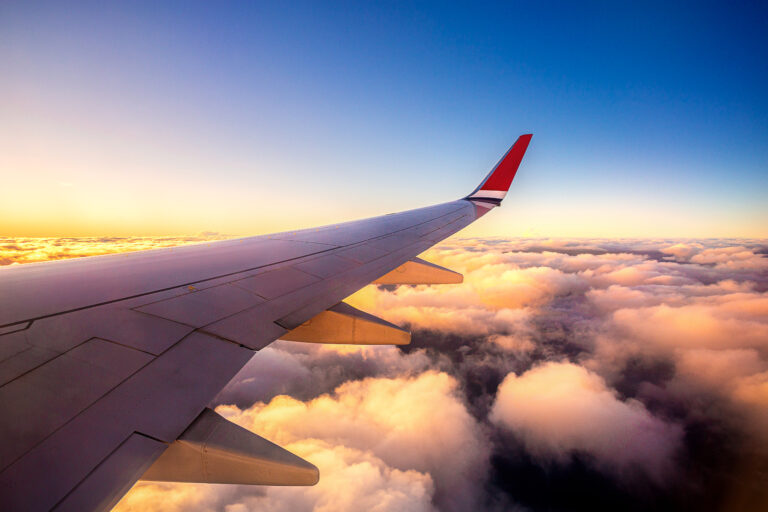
<box><xmin>466</xmin><ymin>134</ymin><xmax>532</xmax><ymax>204</ymax></box>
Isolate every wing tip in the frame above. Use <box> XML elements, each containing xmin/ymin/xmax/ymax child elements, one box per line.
<box><xmin>466</xmin><ymin>133</ymin><xmax>532</xmax><ymax>203</ymax></box>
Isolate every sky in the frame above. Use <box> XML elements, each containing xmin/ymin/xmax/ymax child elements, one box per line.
<box><xmin>1</xmin><ymin>1</ymin><xmax>767</xmax><ymax>238</ymax></box>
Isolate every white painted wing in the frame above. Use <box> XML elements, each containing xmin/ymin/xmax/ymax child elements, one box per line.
<box><xmin>0</xmin><ymin>135</ymin><xmax>531</xmax><ymax>511</ymax></box>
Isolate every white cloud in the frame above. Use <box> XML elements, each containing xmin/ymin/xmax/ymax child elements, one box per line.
<box><xmin>490</xmin><ymin>362</ymin><xmax>683</xmax><ymax>482</ymax></box>
<box><xmin>217</xmin><ymin>371</ymin><xmax>489</xmax><ymax>512</ymax></box>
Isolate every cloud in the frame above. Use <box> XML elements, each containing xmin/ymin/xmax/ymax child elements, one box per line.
<box><xmin>120</xmin><ymin>372</ymin><xmax>479</xmax><ymax>512</ymax></box>
<box><xmin>661</xmin><ymin>242</ymin><xmax>704</xmax><ymax>261</ymax></box>
<box><xmin>240</xmin><ymin>441</ymin><xmax>438</xmax><ymax>512</ymax></box>
<box><xmin>7</xmin><ymin>235</ymin><xmax>768</xmax><ymax>509</ymax></box>
<box><xmin>487</xmin><ymin>334</ymin><xmax>536</xmax><ymax>355</ymax></box>
<box><xmin>691</xmin><ymin>246</ymin><xmax>768</xmax><ymax>270</ymax></box>
<box><xmin>732</xmin><ymin>370</ymin><xmax>768</xmax><ymax>430</ymax></box>
<box><xmin>113</xmin><ymin>481</ymin><xmax>265</xmax><ymax>512</ymax></box>
<box><xmin>216</xmin><ymin>371</ymin><xmax>489</xmax><ymax>512</ymax></box>
<box><xmin>489</xmin><ymin>362</ymin><xmax>683</xmax><ymax>482</ymax></box>
<box><xmin>610</xmin><ymin>300</ymin><xmax>768</xmax><ymax>351</ymax></box>
<box><xmin>0</xmin><ymin>235</ymin><xmax>231</xmax><ymax>266</ymax></box>
<box><xmin>675</xmin><ymin>348</ymin><xmax>766</xmax><ymax>388</ymax></box>
<box><xmin>214</xmin><ymin>342</ymin><xmax>434</xmax><ymax>407</ymax></box>
<box><xmin>118</xmin><ymin>442</ymin><xmax>437</xmax><ymax>512</ymax></box>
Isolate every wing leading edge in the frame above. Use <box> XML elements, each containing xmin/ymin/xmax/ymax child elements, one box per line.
<box><xmin>0</xmin><ymin>135</ymin><xmax>531</xmax><ymax>511</ymax></box>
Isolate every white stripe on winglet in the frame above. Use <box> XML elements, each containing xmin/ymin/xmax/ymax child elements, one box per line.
<box><xmin>469</xmin><ymin>190</ymin><xmax>507</xmax><ymax>199</ymax></box>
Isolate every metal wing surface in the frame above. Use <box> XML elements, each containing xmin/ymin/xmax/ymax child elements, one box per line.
<box><xmin>0</xmin><ymin>135</ymin><xmax>532</xmax><ymax>511</ymax></box>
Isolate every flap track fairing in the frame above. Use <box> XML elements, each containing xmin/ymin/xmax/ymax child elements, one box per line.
<box><xmin>281</xmin><ymin>302</ymin><xmax>410</xmax><ymax>345</ymax></box>
<box><xmin>373</xmin><ymin>257</ymin><xmax>463</xmax><ymax>285</ymax></box>
<box><xmin>140</xmin><ymin>408</ymin><xmax>319</xmax><ymax>486</ymax></box>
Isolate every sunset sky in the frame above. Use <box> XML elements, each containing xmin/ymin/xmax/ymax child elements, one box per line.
<box><xmin>2</xmin><ymin>2</ymin><xmax>768</xmax><ymax>512</ymax></box>
<box><xmin>2</xmin><ymin>2</ymin><xmax>767</xmax><ymax>238</ymax></box>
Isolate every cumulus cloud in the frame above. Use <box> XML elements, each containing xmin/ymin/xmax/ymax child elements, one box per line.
<box><xmin>691</xmin><ymin>246</ymin><xmax>768</xmax><ymax>270</ymax></box>
<box><xmin>240</xmin><ymin>441</ymin><xmax>438</xmax><ymax>512</ymax></box>
<box><xmin>119</xmin><ymin>372</ymin><xmax>487</xmax><ymax>512</ymax></box>
<box><xmin>661</xmin><ymin>242</ymin><xmax>704</xmax><ymax>261</ymax></box>
<box><xmin>118</xmin><ymin>442</ymin><xmax>437</xmax><ymax>512</ymax></box>
<box><xmin>218</xmin><ymin>371</ymin><xmax>489</xmax><ymax>512</ymax></box>
<box><xmin>675</xmin><ymin>348</ymin><xmax>766</xmax><ymax>388</ymax></box>
<box><xmin>213</xmin><ymin>341</ymin><xmax>438</xmax><ymax>407</ymax></box>
<box><xmin>114</xmin><ymin>481</ymin><xmax>265</xmax><ymax>512</ymax></box>
<box><xmin>487</xmin><ymin>334</ymin><xmax>536</xmax><ymax>355</ymax></box>
<box><xmin>7</xmin><ymin>235</ymin><xmax>768</xmax><ymax>510</ymax></box>
<box><xmin>609</xmin><ymin>301</ymin><xmax>768</xmax><ymax>351</ymax></box>
<box><xmin>489</xmin><ymin>362</ymin><xmax>683</xmax><ymax>482</ymax></box>
<box><xmin>732</xmin><ymin>370</ymin><xmax>768</xmax><ymax>426</ymax></box>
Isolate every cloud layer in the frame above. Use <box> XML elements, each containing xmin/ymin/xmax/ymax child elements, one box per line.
<box><xmin>0</xmin><ymin>234</ymin><xmax>229</xmax><ymax>266</ymax></box>
<box><xmin>4</xmin><ymin>236</ymin><xmax>767</xmax><ymax>510</ymax></box>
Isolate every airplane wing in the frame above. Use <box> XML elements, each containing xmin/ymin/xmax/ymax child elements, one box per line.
<box><xmin>0</xmin><ymin>134</ymin><xmax>532</xmax><ymax>511</ymax></box>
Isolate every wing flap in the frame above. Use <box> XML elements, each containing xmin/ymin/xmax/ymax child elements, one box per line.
<box><xmin>0</xmin><ymin>332</ymin><xmax>253</xmax><ymax>511</ymax></box>
<box><xmin>0</xmin><ymin>338</ymin><xmax>154</xmax><ymax>472</ymax></box>
<box><xmin>53</xmin><ymin>434</ymin><xmax>166</xmax><ymax>512</ymax></box>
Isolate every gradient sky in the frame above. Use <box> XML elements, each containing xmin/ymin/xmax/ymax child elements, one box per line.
<box><xmin>1</xmin><ymin>1</ymin><xmax>766</xmax><ymax>237</ymax></box>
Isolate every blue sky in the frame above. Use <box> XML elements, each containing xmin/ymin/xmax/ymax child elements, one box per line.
<box><xmin>1</xmin><ymin>1</ymin><xmax>766</xmax><ymax>236</ymax></box>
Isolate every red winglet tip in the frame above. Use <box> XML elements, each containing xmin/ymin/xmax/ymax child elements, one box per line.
<box><xmin>465</xmin><ymin>134</ymin><xmax>532</xmax><ymax>204</ymax></box>
<box><xmin>480</xmin><ymin>134</ymin><xmax>532</xmax><ymax>192</ymax></box>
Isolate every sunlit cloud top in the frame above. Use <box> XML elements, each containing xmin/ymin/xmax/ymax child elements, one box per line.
<box><xmin>68</xmin><ymin>235</ymin><xmax>763</xmax><ymax>511</ymax></box>
<box><xmin>2</xmin><ymin>235</ymin><xmax>766</xmax><ymax>509</ymax></box>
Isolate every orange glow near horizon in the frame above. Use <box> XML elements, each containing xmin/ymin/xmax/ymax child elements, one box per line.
<box><xmin>3</xmin><ymin>189</ymin><xmax>768</xmax><ymax>239</ymax></box>
<box><xmin>3</xmin><ymin>139</ymin><xmax>767</xmax><ymax>239</ymax></box>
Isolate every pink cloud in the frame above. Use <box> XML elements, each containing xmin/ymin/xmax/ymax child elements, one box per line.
<box><xmin>216</xmin><ymin>371</ymin><xmax>489</xmax><ymax>512</ymax></box>
<box><xmin>6</xmin><ymin>236</ymin><xmax>767</xmax><ymax>508</ymax></box>
<box><xmin>490</xmin><ymin>362</ymin><xmax>683</xmax><ymax>482</ymax></box>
